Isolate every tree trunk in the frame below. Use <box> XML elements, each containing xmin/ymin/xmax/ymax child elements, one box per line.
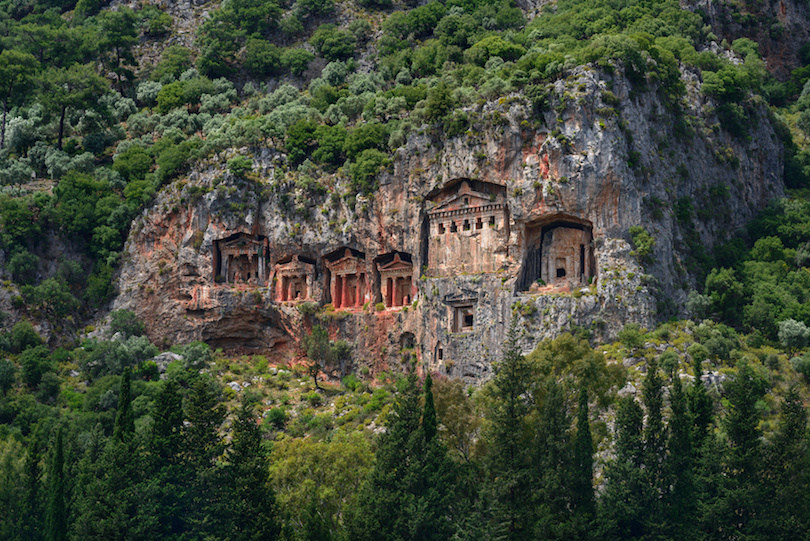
<box><xmin>57</xmin><ymin>105</ymin><xmax>66</xmax><ymax>150</ymax></box>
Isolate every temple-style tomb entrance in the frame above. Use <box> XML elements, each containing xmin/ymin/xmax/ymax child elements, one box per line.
<box><xmin>213</xmin><ymin>233</ymin><xmax>268</xmax><ymax>285</ymax></box>
<box><xmin>324</xmin><ymin>248</ymin><xmax>369</xmax><ymax>309</ymax></box>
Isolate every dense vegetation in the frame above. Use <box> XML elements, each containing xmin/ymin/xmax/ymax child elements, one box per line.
<box><xmin>2</xmin><ymin>0</ymin><xmax>810</xmax><ymax>537</ymax></box>
<box><xmin>1</xmin><ymin>312</ymin><xmax>809</xmax><ymax>540</ymax></box>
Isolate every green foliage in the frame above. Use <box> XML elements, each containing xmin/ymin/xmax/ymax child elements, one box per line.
<box><xmin>227</xmin><ymin>155</ymin><xmax>253</xmax><ymax>177</ymax></box>
<box><xmin>629</xmin><ymin>226</ymin><xmax>655</xmax><ymax>266</ymax></box>
<box><xmin>109</xmin><ymin>309</ymin><xmax>146</xmax><ymax>338</ymax></box>
<box><xmin>281</xmin><ymin>48</ymin><xmax>315</xmax><ymax>76</ymax></box>
<box><xmin>348</xmin><ymin>149</ymin><xmax>389</xmax><ymax>196</ymax></box>
<box><xmin>310</xmin><ymin>24</ymin><xmax>357</xmax><ymax>62</ymax></box>
<box><xmin>20</xmin><ymin>345</ymin><xmax>53</xmax><ymax>387</ymax></box>
<box><xmin>244</xmin><ymin>39</ymin><xmax>283</xmax><ymax>77</ymax></box>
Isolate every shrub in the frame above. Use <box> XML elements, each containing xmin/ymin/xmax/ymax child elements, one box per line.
<box><xmin>266</xmin><ymin>407</ymin><xmax>288</xmax><ymax>429</ymax></box>
<box><xmin>778</xmin><ymin>319</ymin><xmax>810</xmax><ymax>353</ymax></box>
<box><xmin>244</xmin><ymin>38</ymin><xmax>283</xmax><ymax>77</ymax></box>
<box><xmin>8</xmin><ymin>250</ymin><xmax>39</xmax><ymax>285</ymax></box>
<box><xmin>618</xmin><ymin>323</ymin><xmax>645</xmax><ymax>351</ymax></box>
<box><xmin>281</xmin><ymin>48</ymin><xmax>315</xmax><ymax>76</ymax></box>
<box><xmin>790</xmin><ymin>354</ymin><xmax>810</xmax><ymax>379</ymax></box>
<box><xmin>110</xmin><ymin>309</ymin><xmax>146</xmax><ymax>338</ymax></box>
<box><xmin>11</xmin><ymin>320</ymin><xmax>43</xmax><ymax>353</ymax></box>
<box><xmin>182</xmin><ymin>341</ymin><xmax>214</xmax><ymax>371</ymax></box>
<box><xmin>20</xmin><ymin>344</ymin><xmax>53</xmax><ymax>387</ymax></box>
<box><xmin>305</xmin><ymin>390</ymin><xmax>323</xmax><ymax>407</ymax></box>
<box><xmin>0</xmin><ymin>359</ymin><xmax>16</xmax><ymax>394</ymax></box>
<box><xmin>349</xmin><ymin>149</ymin><xmax>389</xmax><ymax>196</ymax></box>
<box><xmin>629</xmin><ymin>226</ymin><xmax>655</xmax><ymax>266</ymax></box>
<box><xmin>310</xmin><ymin>24</ymin><xmax>356</xmax><ymax>62</ymax></box>
<box><xmin>228</xmin><ymin>155</ymin><xmax>253</xmax><ymax>178</ymax></box>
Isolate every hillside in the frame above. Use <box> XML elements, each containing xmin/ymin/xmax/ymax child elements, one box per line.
<box><xmin>2</xmin><ymin>0</ymin><xmax>810</xmax><ymax>537</ymax></box>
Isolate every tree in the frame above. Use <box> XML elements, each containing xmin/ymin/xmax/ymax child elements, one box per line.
<box><xmin>778</xmin><ymin>318</ymin><xmax>810</xmax><ymax>354</ymax></box>
<box><xmin>38</xmin><ymin>63</ymin><xmax>109</xmax><ymax>150</ymax></box>
<box><xmin>0</xmin><ymin>49</ymin><xmax>39</xmax><ymax>149</ymax></box>
<box><xmin>303</xmin><ymin>325</ymin><xmax>330</xmax><ymax>390</ymax></box>
<box><xmin>571</xmin><ymin>388</ymin><xmax>595</xmax><ymax>537</ymax></box>
<box><xmin>95</xmin><ymin>8</ymin><xmax>139</xmax><ymax>91</ymax></box>
<box><xmin>760</xmin><ymin>387</ymin><xmax>809</xmax><ymax>537</ymax></box>
<box><xmin>485</xmin><ymin>318</ymin><xmax>534</xmax><ymax>539</ymax></box>
<box><xmin>113</xmin><ymin>367</ymin><xmax>135</xmax><ymax>442</ymax></box>
<box><xmin>347</xmin><ymin>373</ymin><xmax>457</xmax><ymax>540</ymax></box>
<box><xmin>45</xmin><ymin>428</ymin><xmax>67</xmax><ymax>541</ymax></box>
<box><xmin>224</xmin><ymin>398</ymin><xmax>280</xmax><ymax>540</ymax></box>
<box><xmin>663</xmin><ymin>370</ymin><xmax>696</xmax><ymax>538</ymax></box>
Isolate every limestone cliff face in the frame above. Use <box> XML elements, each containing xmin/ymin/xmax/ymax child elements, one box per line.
<box><xmin>112</xmin><ymin>66</ymin><xmax>784</xmax><ymax>380</ymax></box>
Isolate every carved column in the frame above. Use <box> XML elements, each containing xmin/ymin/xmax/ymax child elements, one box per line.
<box><xmin>342</xmin><ymin>275</ymin><xmax>350</xmax><ymax>308</ymax></box>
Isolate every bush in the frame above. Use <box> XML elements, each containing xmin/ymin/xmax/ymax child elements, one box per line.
<box><xmin>110</xmin><ymin>309</ymin><xmax>146</xmax><ymax>338</ymax></box>
<box><xmin>82</xmin><ymin>335</ymin><xmax>158</xmax><ymax>378</ymax></box>
<box><xmin>305</xmin><ymin>390</ymin><xmax>323</xmax><ymax>406</ymax></box>
<box><xmin>20</xmin><ymin>345</ymin><xmax>53</xmax><ymax>387</ymax></box>
<box><xmin>228</xmin><ymin>155</ymin><xmax>253</xmax><ymax>178</ymax></box>
<box><xmin>11</xmin><ymin>320</ymin><xmax>42</xmax><ymax>353</ymax></box>
<box><xmin>618</xmin><ymin>323</ymin><xmax>645</xmax><ymax>351</ymax></box>
<box><xmin>0</xmin><ymin>359</ymin><xmax>15</xmax><ymax>394</ymax></box>
<box><xmin>266</xmin><ymin>407</ymin><xmax>288</xmax><ymax>429</ymax></box>
<box><xmin>629</xmin><ymin>226</ymin><xmax>655</xmax><ymax>266</ymax></box>
<box><xmin>310</xmin><ymin>24</ymin><xmax>356</xmax><ymax>62</ymax></box>
<box><xmin>349</xmin><ymin>149</ymin><xmax>389</xmax><ymax>196</ymax></box>
<box><xmin>182</xmin><ymin>341</ymin><xmax>213</xmax><ymax>371</ymax></box>
<box><xmin>281</xmin><ymin>48</ymin><xmax>315</xmax><ymax>76</ymax></box>
<box><xmin>778</xmin><ymin>319</ymin><xmax>810</xmax><ymax>353</ymax></box>
<box><xmin>244</xmin><ymin>38</ymin><xmax>283</xmax><ymax>77</ymax></box>
<box><xmin>8</xmin><ymin>250</ymin><xmax>39</xmax><ymax>285</ymax></box>
<box><xmin>790</xmin><ymin>354</ymin><xmax>810</xmax><ymax>379</ymax></box>
<box><xmin>36</xmin><ymin>371</ymin><xmax>60</xmax><ymax>402</ymax></box>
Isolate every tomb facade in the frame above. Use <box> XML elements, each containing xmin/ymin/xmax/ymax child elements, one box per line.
<box><xmin>213</xmin><ymin>233</ymin><xmax>268</xmax><ymax>285</ymax></box>
<box><xmin>427</xmin><ymin>179</ymin><xmax>508</xmax><ymax>276</ymax></box>
<box><xmin>273</xmin><ymin>255</ymin><xmax>316</xmax><ymax>302</ymax></box>
<box><xmin>444</xmin><ymin>291</ymin><xmax>478</xmax><ymax>333</ymax></box>
<box><xmin>376</xmin><ymin>252</ymin><xmax>414</xmax><ymax>308</ymax></box>
<box><xmin>324</xmin><ymin>248</ymin><xmax>369</xmax><ymax>309</ymax></box>
<box><xmin>519</xmin><ymin>217</ymin><xmax>596</xmax><ymax>291</ymax></box>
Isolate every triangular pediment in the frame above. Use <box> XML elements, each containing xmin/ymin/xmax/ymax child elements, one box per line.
<box><xmin>380</xmin><ymin>260</ymin><xmax>412</xmax><ymax>271</ymax></box>
<box><xmin>429</xmin><ymin>192</ymin><xmax>495</xmax><ymax>213</ymax></box>
<box><xmin>443</xmin><ymin>290</ymin><xmax>478</xmax><ymax>305</ymax></box>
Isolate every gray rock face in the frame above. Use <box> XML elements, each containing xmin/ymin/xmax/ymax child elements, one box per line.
<box><xmin>112</xmin><ymin>66</ymin><xmax>783</xmax><ymax>381</ymax></box>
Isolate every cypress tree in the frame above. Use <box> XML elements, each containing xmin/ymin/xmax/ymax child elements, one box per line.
<box><xmin>761</xmin><ymin>387</ymin><xmax>809</xmax><ymax>537</ymax></box>
<box><xmin>21</xmin><ymin>432</ymin><xmax>43</xmax><ymax>541</ymax></box>
<box><xmin>571</xmin><ymin>388</ymin><xmax>595</xmax><ymax>537</ymax></box>
<box><xmin>534</xmin><ymin>376</ymin><xmax>573</xmax><ymax>539</ymax></box>
<box><xmin>224</xmin><ymin>397</ymin><xmax>280</xmax><ymax>540</ymax></box>
<box><xmin>599</xmin><ymin>396</ymin><xmax>647</xmax><ymax>539</ymax></box>
<box><xmin>113</xmin><ymin>367</ymin><xmax>135</xmax><ymax>442</ymax></box>
<box><xmin>663</xmin><ymin>371</ymin><xmax>696</xmax><ymax>538</ymax></box>
<box><xmin>423</xmin><ymin>373</ymin><xmax>437</xmax><ymax>443</ymax></box>
<box><xmin>45</xmin><ymin>428</ymin><xmax>67</xmax><ymax>541</ymax></box>
<box><xmin>485</xmin><ymin>318</ymin><xmax>534</xmax><ymax>540</ymax></box>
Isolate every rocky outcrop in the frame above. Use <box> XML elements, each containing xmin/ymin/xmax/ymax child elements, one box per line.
<box><xmin>112</xmin><ymin>65</ymin><xmax>784</xmax><ymax>381</ymax></box>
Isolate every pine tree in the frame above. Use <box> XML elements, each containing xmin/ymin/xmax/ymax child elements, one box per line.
<box><xmin>21</xmin><ymin>432</ymin><xmax>44</xmax><ymax>541</ymax></box>
<box><xmin>642</xmin><ymin>357</ymin><xmax>666</xmax><ymax>520</ymax></box>
<box><xmin>346</xmin><ymin>372</ymin><xmax>457</xmax><ymax>540</ymax></box>
<box><xmin>713</xmin><ymin>361</ymin><xmax>765</xmax><ymax>539</ymax></box>
<box><xmin>485</xmin><ymin>318</ymin><xmax>534</xmax><ymax>540</ymax></box>
<box><xmin>45</xmin><ymin>428</ymin><xmax>67</xmax><ymax>541</ymax></box>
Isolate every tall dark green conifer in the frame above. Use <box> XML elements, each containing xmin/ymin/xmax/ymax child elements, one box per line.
<box><xmin>663</xmin><ymin>371</ymin><xmax>696</xmax><ymax>538</ymax></box>
<box><xmin>45</xmin><ymin>428</ymin><xmax>66</xmax><ymax>541</ymax></box>
<box><xmin>21</xmin><ymin>432</ymin><xmax>44</xmax><ymax>541</ymax></box>
<box><xmin>534</xmin><ymin>376</ymin><xmax>573</xmax><ymax>539</ymax></box>
<box><xmin>599</xmin><ymin>396</ymin><xmax>647</xmax><ymax>539</ymax></box>
<box><xmin>485</xmin><ymin>318</ymin><xmax>534</xmax><ymax>540</ymax></box>
<box><xmin>224</xmin><ymin>397</ymin><xmax>280</xmax><ymax>540</ymax></box>
<box><xmin>113</xmin><ymin>367</ymin><xmax>135</xmax><ymax>442</ymax></box>
<box><xmin>347</xmin><ymin>372</ymin><xmax>456</xmax><ymax>540</ymax></box>
<box><xmin>761</xmin><ymin>387</ymin><xmax>809</xmax><ymax>537</ymax></box>
<box><xmin>571</xmin><ymin>388</ymin><xmax>595</xmax><ymax>538</ymax></box>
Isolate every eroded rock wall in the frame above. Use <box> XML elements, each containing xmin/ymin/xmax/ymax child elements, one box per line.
<box><xmin>112</xmin><ymin>66</ymin><xmax>784</xmax><ymax>380</ymax></box>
